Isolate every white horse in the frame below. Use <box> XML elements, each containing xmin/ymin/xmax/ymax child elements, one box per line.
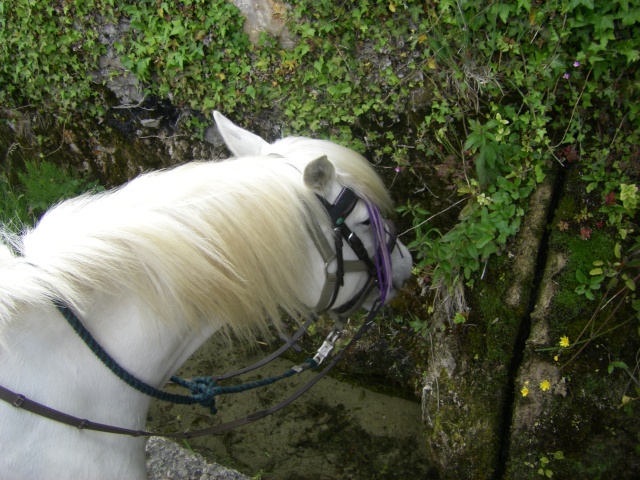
<box><xmin>0</xmin><ymin>112</ymin><xmax>412</xmax><ymax>479</ymax></box>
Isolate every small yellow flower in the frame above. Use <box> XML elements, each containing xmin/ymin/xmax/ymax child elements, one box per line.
<box><xmin>559</xmin><ymin>336</ymin><xmax>570</xmax><ymax>348</ymax></box>
<box><xmin>540</xmin><ymin>380</ymin><xmax>551</xmax><ymax>392</ymax></box>
<box><xmin>521</xmin><ymin>387</ymin><xmax>529</xmax><ymax>397</ymax></box>
<box><xmin>554</xmin><ymin>355</ymin><xmax>559</xmax><ymax>362</ymax></box>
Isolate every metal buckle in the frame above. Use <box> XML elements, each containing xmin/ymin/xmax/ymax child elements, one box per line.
<box><xmin>312</xmin><ymin>328</ymin><xmax>343</xmax><ymax>365</ymax></box>
<box><xmin>12</xmin><ymin>395</ymin><xmax>25</xmax><ymax>408</ymax></box>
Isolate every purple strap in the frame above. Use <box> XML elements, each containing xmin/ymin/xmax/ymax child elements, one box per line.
<box><xmin>365</xmin><ymin>201</ymin><xmax>393</xmax><ymax>305</ymax></box>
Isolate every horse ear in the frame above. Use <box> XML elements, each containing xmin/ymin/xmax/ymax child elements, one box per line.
<box><xmin>303</xmin><ymin>155</ymin><xmax>336</xmax><ymax>192</ymax></box>
<box><xmin>213</xmin><ymin>111</ymin><xmax>269</xmax><ymax>157</ymax></box>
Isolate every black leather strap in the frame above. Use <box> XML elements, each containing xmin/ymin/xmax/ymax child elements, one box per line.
<box><xmin>210</xmin><ymin>316</ymin><xmax>316</xmax><ymax>381</ymax></box>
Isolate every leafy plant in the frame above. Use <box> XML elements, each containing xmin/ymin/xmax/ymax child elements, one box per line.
<box><xmin>574</xmin><ymin>264</ymin><xmax>606</xmax><ymax>301</ymax></box>
<box><xmin>0</xmin><ymin>0</ymin><xmax>108</xmax><ymax>115</ymax></box>
<box><xmin>524</xmin><ymin>451</ymin><xmax>565</xmax><ymax>478</ymax></box>
<box><xmin>538</xmin><ymin>237</ymin><xmax>640</xmax><ymax>378</ymax></box>
<box><xmin>2</xmin><ymin>0</ymin><xmax>639</xmax><ymax>324</ymax></box>
<box><xmin>1</xmin><ymin>161</ymin><xmax>103</xmax><ymax>229</ymax></box>
<box><xmin>401</xmin><ymin>0</ymin><xmax>639</xmax><ymax>319</ymax></box>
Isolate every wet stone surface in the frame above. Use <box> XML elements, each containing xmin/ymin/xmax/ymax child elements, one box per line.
<box><xmin>147</xmin><ymin>335</ymin><xmax>434</xmax><ymax>480</ymax></box>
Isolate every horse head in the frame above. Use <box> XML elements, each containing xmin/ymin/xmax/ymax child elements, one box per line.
<box><xmin>214</xmin><ymin>112</ymin><xmax>412</xmax><ymax>317</ymax></box>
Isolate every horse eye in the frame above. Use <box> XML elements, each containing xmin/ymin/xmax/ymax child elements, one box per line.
<box><xmin>361</xmin><ymin>219</ymin><xmax>371</xmax><ymax>226</ymax></box>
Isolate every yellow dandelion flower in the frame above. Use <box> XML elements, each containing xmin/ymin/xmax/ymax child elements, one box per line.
<box><xmin>559</xmin><ymin>336</ymin><xmax>570</xmax><ymax>348</ymax></box>
<box><xmin>521</xmin><ymin>387</ymin><xmax>529</xmax><ymax>397</ymax></box>
<box><xmin>540</xmin><ymin>380</ymin><xmax>551</xmax><ymax>391</ymax></box>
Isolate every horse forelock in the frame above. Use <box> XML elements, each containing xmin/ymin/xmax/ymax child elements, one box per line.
<box><xmin>0</xmin><ymin>158</ymin><xmax>330</xmax><ymax>341</ymax></box>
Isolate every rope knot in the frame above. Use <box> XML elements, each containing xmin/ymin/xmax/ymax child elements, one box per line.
<box><xmin>171</xmin><ymin>376</ymin><xmax>219</xmax><ymax>414</ymax></box>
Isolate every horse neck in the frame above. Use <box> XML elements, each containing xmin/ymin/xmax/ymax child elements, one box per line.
<box><xmin>0</xmin><ymin>294</ymin><xmax>218</xmax><ymax>478</ymax></box>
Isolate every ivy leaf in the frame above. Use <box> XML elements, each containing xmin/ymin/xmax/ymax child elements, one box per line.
<box><xmin>616</xmin><ymin>0</ymin><xmax>630</xmax><ymax>12</ymax></box>
<box><xmin>300</xmin><ymin>25</ymin><xmax>316</xmax><ymax>38</ymax></box>
<box><xmin>170</xmin><ymin>21</ymin><xmax>186</xmax><ymax>37</ymax></box>
<box><xmin>595</xmin><ymin>15</ymin><xmax>615</xmax><ymax>31</ymax></box>
<box><xmin>620</xmin><ymin>7</ymin><xmax>640</xmax><ymax>25</ymax></box>
<box><xmin>623</xmin><ymin>48</ymin><xmax>640</xmax><ymax>64</ymax></box>
<box><xmin>202</xmin><ymin>97</ymin><xmax>216</xmax><ymax>110</ymax></box>
<box><xmin>567</xmin><ymin>0</ymin><xmax>595</xmax><ymax>12</ymax></box>
<box><xmin>296</xmin><ymin>43</ymin><xmax>310</xmax><ymax>57</ymax></box>
<box><xmin>493</xmin><ymin>4</ymin><xmax>513</xmax><ymax>23</ymax></box>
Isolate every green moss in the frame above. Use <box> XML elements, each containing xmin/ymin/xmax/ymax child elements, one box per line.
<box><xmin>555</xmin><ymin>193</ymin><xmax>577</xmax><ymax>220</ymax></box>
<box><xmin>468</xmin><ymin>255</ymin><xmax>524</xmax><ymax>365</ymax></box>
<box><xmin>425</xmin><ymin>361</ymin><xmax>506</xmax><ymax>478</ymax></box>
<box><xmin>549</xmin><ymin>229</ymin><xmax>617</xmax><ymax>330</ymax></box>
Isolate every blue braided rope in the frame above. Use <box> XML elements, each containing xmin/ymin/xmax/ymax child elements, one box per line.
<box><xmin>55</xmin><ymin>302</ymin><xmax>315</xmax><ymax>414</ymax></box>
<box><xmin>171</xmin><ymin>358</ymin><xmax>317</xmax><ymax>414</ymax></box>
<box><xmin>56</xmin><ymin>303</ymin><xmax>203</xmax><ymax>407</ymax></box>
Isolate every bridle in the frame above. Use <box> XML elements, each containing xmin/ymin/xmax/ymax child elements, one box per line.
<box><xmin>312</xmin><ymin>186</ymin><xmax>398</xmax><ymax>316</ymax></box>
<box><xmin>0</xmin><ymin>184</ymin><xmax>401</xmax><ymax>439</ymax></box>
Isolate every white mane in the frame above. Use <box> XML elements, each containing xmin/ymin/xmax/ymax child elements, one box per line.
<box><xmin>0</xmin><ymin>143</ymin><xmax>391</xmax><ymax>341</ymax></box>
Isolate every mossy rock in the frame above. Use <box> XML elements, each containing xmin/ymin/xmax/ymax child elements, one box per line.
<box><xmin>1</xmin><ymin>103</ymin><xmax>222</xmax><ymax>189</ymax></box>
<box><xmin>421</xmin><ymin>178</ymin><xmax>557</xmax><ymax>478</ymax></box>
<box><xmin>506</xmin><ymin>167</ymin><xmax>640</xmax><ymax>480</ymax></box>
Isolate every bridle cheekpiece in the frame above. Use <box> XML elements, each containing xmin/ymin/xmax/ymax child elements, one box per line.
<box><xmin>312</xmin><ymin>186</ymin><xmax>398</xmax><ymax>318</ymax></box>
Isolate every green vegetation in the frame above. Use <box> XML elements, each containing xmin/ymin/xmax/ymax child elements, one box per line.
<box><xmin>0</xmin><ymin>174</ymin><xmax>26</xmax><ymax>232</ymax></box>
<box><xmin>401</xmin><ymin>0</ymin><xmax>640</xmax><ymax>318</ymax></box>
<box><xmin>2</xmin><ymin>2</ymin><xmax>638</xmax><ymax>299</ymax></box>
<box><xmin>0</xmin><ymin>160</ymin><xmax>102</xmax><ymax>230</ymax></box>
<box><xmin>0</xmin><ymin>0</ymin><xmax>109</xmax><ymax>116</ymax></box>
<box><xmin>2</xmin><ymin>1</ymin><xmax>640</xmax><ymax>477</ymax></box>
<box><xmin>523</xmin><ymin>451</ymin><xmax>565</xmax><ymax>479</ymax></box>
<box><xmin>2</xmin><ymin>0</ymin><xmax>638</xmax><ymax>386</ymax></box>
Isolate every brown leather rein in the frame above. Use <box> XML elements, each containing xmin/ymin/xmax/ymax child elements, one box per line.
<box><xmin>0</xmin><ymin>315</ymin><xmax>375</xmax><ymax>439</ymax></box>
